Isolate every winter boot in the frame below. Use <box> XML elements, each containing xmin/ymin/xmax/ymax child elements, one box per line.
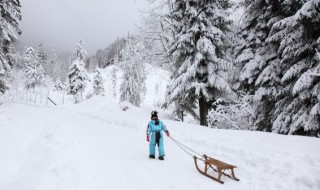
<box><xmin>158</xmin><ymin>156</ymin><xmax>164</xmax><ymax>160</ymax></box>
<box><xmin>149</xmin><ymin>155</ymin><xmax>155</xmax><ymax>159</ymax></box>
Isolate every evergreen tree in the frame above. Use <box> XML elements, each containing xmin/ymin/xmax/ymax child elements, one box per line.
<box><xmin>233</xmin><ymin>0</ymin><xmax>304</xmax><ymax>131</ymax></box>
<box><xmin>111</xmin><ymin>66</ymin><xmax>118</xmax><ymax>99</ymax></box>
<box><xmin>267</xmin><ymin>0</ymin><xmax>320</xmax><ymax>136</ymax></box>
<box><xmin>0</xmin><ymin>0</ymin><xmax>22</xmax><ymax>93</ymax></box>
<box><xmin>93</xmin><ymin>68</ymin><xmax>105</xmax><ymax>96</ymax></box>
<box><xmin>165</xmin><ymin>0</ymin><xmax>234</xmax><ymax>126</ymax></box>
<box><xmin>119</xmin><ymin>39</ymin><xmax>146</xmax><ymax>107</ymax></box>
<box><xmin>23</xmin><ymin>47</ymin><xmax>45</xmax><ymax>90</ymax></box>
<box><xmin>68</xmin><ymin>39</ymin><xmax>89</xmax><ymax>103</ymax></box>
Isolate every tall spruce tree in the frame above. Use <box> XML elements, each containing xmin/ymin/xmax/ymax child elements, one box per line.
<box><xmin>0</xmin><ymin>0</ymin><xmax>22</xmax><ymax>93</ymax></box>
<box><xmin>266</xmin><ymin>0</ymin><xmax>320</xmax><ymax>136</ymax></box>
<box><xmin>119</xmin><ymin>39</ymin><xmax>146</xmax><ymax>107</ymax></box>
<box><xmin>68</xmin><ymin>39</ymin><xmax>89</xmax><ymax>103</ymax></box>
<box><xmin>165</xmin><ymin>0</ymin><xmax>234</xmax><ymax>126</ymax></box>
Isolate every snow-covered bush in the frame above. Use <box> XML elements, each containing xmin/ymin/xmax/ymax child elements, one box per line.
<box><xmin>54</xmin><ymin>79</ymin><xmax>64</xmax><ymax>91</ymax></box>
<box><xmin>208</xmin><ymin>93</ymin><xmax>255</xmax><ymax>130</ymax></box>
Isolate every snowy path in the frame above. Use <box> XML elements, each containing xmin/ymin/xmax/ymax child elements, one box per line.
<box><xmin>1</xmin><ymin>98</ymin><xmax>320</xmax><ymax>190</ymax></box>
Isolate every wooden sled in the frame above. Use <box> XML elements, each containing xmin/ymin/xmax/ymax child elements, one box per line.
<box><xmin>193</xmin><ymin>154</ymin><xmax>240</xmax><ymax>184</ymax></box>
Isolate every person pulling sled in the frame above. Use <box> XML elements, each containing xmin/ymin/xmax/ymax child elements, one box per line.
<box><xmin>146</xmin><ymin>111</ymin><xmax>170</xmax><ymax>160</ymax></box>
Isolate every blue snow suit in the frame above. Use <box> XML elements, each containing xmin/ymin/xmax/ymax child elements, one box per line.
<box><xmin>147</xmin><ymin>119</ymin><xmax>167</xmax><ymax>157</ymax></box>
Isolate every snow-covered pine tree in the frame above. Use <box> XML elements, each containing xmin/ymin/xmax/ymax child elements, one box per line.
<box><xmin>267</xmin><ymin>0</ymin><xmax>320</xmax><ymax>136</ymax></box>
<box><xmin>68</xmin><ymin>39</ymin><xmax>89</xmax><ymax>103</ymax></box>
<box><xmin>111</xmin><ymin>66</ymin><xmax>118</xmax><ymax>99</ymax></box>
<box><xmin>233</xmin><ymin>0</ymin><xmax>303</xmax><ymax>131</ymax></box>
<box><xmin>165</xmin><ymin>0</ymin><xmax>234</xmax><ymax>126</ymax></box>
<box><xmin>0</xmin><ymin>0</ymin><xmax>22</xmax><ymax>93</ymax></box>
<box><xmin>23</xmin><ymin>47</ymin><xmax>45</xmax><ymax>91</ymax></box>
<box><xmin>93</xmin><ymin>68</ymin><xmax>105</xmax><ymax>96</ymax></box>
<box><xmin>119</xmin><ymin>39</ymin><xmax>146</xmax><ymax>107</ymax></box>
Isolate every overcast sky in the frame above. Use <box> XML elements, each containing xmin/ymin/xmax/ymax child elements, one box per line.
<box><xmin>17</xmin><ymin>0</ymin><xmax>148</xmax><ymax>55</ymax></box>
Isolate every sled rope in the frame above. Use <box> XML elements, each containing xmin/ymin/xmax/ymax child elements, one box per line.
<box><xmin>169</xmin><ymin>136</ymin><xmax>205</xmax><ymax>160</ymax></box>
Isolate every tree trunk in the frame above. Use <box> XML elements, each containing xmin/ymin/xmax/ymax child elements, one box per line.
<box><xmin>181</xmin><ymin>111</ymin><xmax>184</xmax><ymax>122</ymax></box>
<box><xmin>199</xmin><ymin>96</ymin><xmax>209</xmax><ymax>126</ymax></box>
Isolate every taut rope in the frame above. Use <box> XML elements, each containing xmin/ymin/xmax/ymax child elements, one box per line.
<box><xmin>169</xmin><ymin>136</ymin><xmax>205</xmax><ymax>161</ymax></box>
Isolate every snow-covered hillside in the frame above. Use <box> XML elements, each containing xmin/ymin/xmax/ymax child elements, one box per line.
<box><xmin>1</xmin><ymin>97</ymin><xmax>320</xmax><ymax>190</ymax></box>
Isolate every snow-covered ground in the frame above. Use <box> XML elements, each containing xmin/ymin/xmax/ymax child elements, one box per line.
<box><xmin>1</xmin><ymin>96</ymin><xmax>320</xmax><ymax>190</ymax></box>
<box><xmin>1</xmin><ymin>65</ymin><xmax>320</xmax><ymax>190</ymax></box>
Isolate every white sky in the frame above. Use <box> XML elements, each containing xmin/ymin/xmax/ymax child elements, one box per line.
<box><xmin>17</xmin><ymin>0</ymin><xmax>148</xmax><ymax>55</ymax></box>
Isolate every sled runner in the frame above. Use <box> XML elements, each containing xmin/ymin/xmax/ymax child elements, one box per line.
<box><xmin>193</xmin><ymin>154</ymin><xmax>239</xmax><ymax>184</ymax></box>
